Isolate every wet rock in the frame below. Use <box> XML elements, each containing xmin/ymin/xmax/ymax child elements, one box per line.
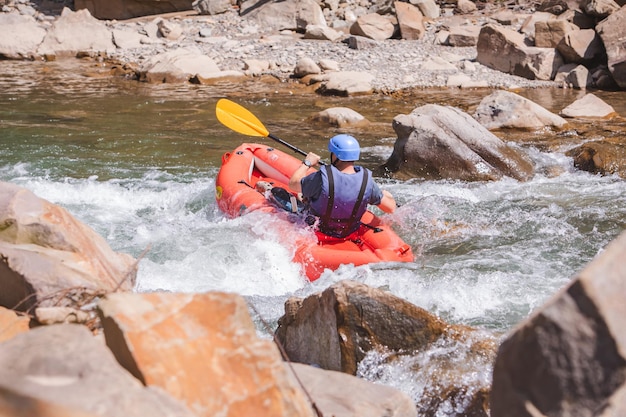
<box><xmin>474</xmin><ymin>90</ymin><xmax>568</xmax><ymax>129</ymax></box>
<box><xmin>308</xmin><ymin>107</ymin><xmax>371</xmax><ymax>128</ymax></box>
<box><xmin>275</xmin><ymin>280</ymin><xmax>490</xmax><ymax>373</ymax></box>
<box><xmin>0</xmin><ymin>182</ymin><xmax>136</xmax><ymax>312</ymax></box>
<box><xmin>566</xmin><ymin>138</ymin><xmax>626</xmax><ymax>178</ymax></box>
<box><xmin>559</xmin><ymin>92</ymin><xmax>617</xmax><ymax>118</ymax></box>
<box><xmin>275</xmin><ymin>280</ymin><xmax>495</xmax><ymax>417</ymax></box>
<box><xmin>382</xmin><ymin>104</ymin><xmax>535</xmax><ymax>181</ymax></box>
<box><xmin>491</xmin><ymin>229</ymin><xmax>626</xmax><ymax>417</ymax></box>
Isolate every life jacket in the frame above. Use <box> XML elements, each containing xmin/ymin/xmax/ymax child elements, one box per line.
<box><xmin>307</xmin><ymin>165</ymin><xmax>375</xmax><ymax>238</ymax></box>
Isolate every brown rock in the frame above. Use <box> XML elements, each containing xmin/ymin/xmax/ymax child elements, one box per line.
<box><xmin>0</xmin><ymin>306</ymin><xmax>30</xmax><ymax>343</ymax></box>
<box><xmin>382</xmin><ymin>104</ymin><xmax>535</xmax><ymax>181</ymax></box>
<box><xmin>566</xmin><ymin>138</ymin><xmax>626</xmax><ymax>178</ymax></box>
<box><xmin>596</xmin><ymin>5</ymin><xmax>626</xmax><ymax>89</ymax></box>
<box><xmin>0</xmin><ymin>324</ymin><xmax>195</xmax><ymax>417</ymax></box>
<box><xmin>395</xmin><ymin>1</ymin><xmax>426</xmax><ymax>40</ymax></box>
<box><xmin>98</xmin><ymin>292</ymin><xmax>316</xmax><ymax>417</ymax></box>
<box><xmin>491</xmin><ymin>229</ymin><xmax>626</xmax><ymax>417</ymax></box>
<box><xmin>75</xmin><ymin>0</ymin><xmax>194</xmax><ymax>20</ymax></box>
<box><xmin>276</xmin><ymin>280</ymin><xmax>458</xmax><ymax>374</ymax></box>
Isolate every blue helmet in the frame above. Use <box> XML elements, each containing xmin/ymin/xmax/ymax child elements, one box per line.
<box><xmin>328</xmin><ymin>134</ymin><xmax>360</xmax><ymax>161</ymax></box>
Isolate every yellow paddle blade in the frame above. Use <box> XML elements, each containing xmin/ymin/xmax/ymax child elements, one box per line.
<box><xmin>215</xmin><ymin>98</ymin><xmax>270</xmax><ymax>137</ymax></box>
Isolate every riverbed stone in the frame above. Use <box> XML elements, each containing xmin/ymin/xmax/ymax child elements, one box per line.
<box><xmin>566</xmin><ymin>138</ymin><xmax>626</xmax><ymax>178</ymax></box>
<box><xmin>291</xmin><ymin>363</ymin><xmax>417</xmax><ymax>417</ymax></box>
<box><xmin>137</xmin><ymin>47</ymin><xmax>222</xmax><ymax>83</ymax></box>
<box><xmin>395</xmin><ymin>1</ymin><xmax>426</xmax><ymax>40</ymax></box>
<box><xmin>474</xmin><ymin>90</ymin><xmax>568</xmax><ymax>129</ymax></box>
<box><xmin>350</xmin><ymin>13</ymin><xmax>396</xmax><ymax>40</ymax></box>
<box><xmin>559</xmin><ymin>92</ymin><xmax>617</xmax><ymax>118</ymax></box>
<box><xmin>275</xmin><ymin>280</ymin><xmax>495</xmax><ymax>417</ymax></box>
<box><xmin>382</xmin><ymin>104</ymin><xmax>535</xmax><ymax>181</ymax></box>
<box><xmin>309</xmin><ymin>106</ymin><xmax>370</xmax><ymax>128</ymax></box>
<box><xmin>490</xmin><ymin>229</ymin><xmax>626</xmax><ymax>417</ymax></box>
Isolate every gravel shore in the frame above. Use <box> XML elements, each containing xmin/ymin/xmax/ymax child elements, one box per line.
<box><xmin>102</xmin><ymin>8</ymin><xmax>559</xmax><ymax>93</ymax></box>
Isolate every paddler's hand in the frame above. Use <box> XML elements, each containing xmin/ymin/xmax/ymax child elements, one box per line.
<box><xmin>289</xmin><ymin>152</ymin><xmax>320</xmax><ymax>193</ymax></box>
<box><xmin>303</xmin><ymin>152</ymin><xmax>321</xmax><ymax>167</ymax></box>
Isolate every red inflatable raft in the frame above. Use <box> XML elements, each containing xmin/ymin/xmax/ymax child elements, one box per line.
<box><xmin>215</xmin><ymin>143</ymin><xmax>414</xmax><ymax>281</ymax></box>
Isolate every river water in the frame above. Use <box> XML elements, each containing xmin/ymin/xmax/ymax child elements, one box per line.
<box><xmin>2</xmin><ymin>59</ymin><xmax>625</xmax><ymax>414</ymax></box>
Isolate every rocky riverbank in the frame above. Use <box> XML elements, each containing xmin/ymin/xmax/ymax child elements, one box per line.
<box><xmin>1</xmin><ymin>0</ymin><xmax>565</xmax><ymax>94</ymax></box>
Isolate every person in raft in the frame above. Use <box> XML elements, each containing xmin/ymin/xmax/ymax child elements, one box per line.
<box><xmin>288</xmin><ymin>134</ymin><xmax>396</xmax><ymax>238</ymax></box>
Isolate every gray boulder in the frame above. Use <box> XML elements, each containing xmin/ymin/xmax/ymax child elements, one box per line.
<box><xmin>382</xmin><ymin>104</ymin><xmax>535</xmax><ymax>181</ymax></box>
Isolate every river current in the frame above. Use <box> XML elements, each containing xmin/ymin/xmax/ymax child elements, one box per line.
<box><xmin>2</xmin><ymin>59</ymin><xmax>625</xmax><ymax>413</ymax></box>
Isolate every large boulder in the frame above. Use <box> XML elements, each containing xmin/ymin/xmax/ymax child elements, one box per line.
<box><xmin>350</xmin><ymin>13</ymin><xmax>396</xmax><ymax>40</ymax></box>
<box><xmin>275</xmin><ymin>280</ymin><xmax>495</xmax><ymax>417</ymax></box>
<box><xmin>0</xmin><ymin>324</ymin><xmax>195</xmax><ymax>417</ymax></box>
<box><xmin>395</xmin><ymin>1</ymin><xmax>426</xmax><ymax>40</ymax></box>
<box><xmin>491</xmin><ymin>229</ymin><xmax>626</xmax><ymax>417</ymax></box>
<box><xmin>596</xmin><ymin>5</ymin><xmax>626</xmax><ymax>89</ymax></box>
<box><xmin>137</xmin><ymin>47</ymin><xmax>222</xmax><ymax>83</ymax></box>
<box><xmin>37</xmin><ymin>8</ymin><xmax>116</xmax><ymax>59</ymax></box>
<box><xmin>380</xmin><ymin>104</ymin><xmax>535</xmax><ymax>181</ymax></box>
<box><xmin>0</xmin><ymin>182</ymin><xmax>136</xmax><ymax>312</ymax></box>
<box><xmin>0</xmin><ymin>14</ymin><xmax>46</xmax><ymax>60</ymax></box>
<box><xmin>74</xmin><ymin>0</ymin><xmax>194</xmax><ymax>20</ymax></box>
<box><xmin>98</xmin><ymin>291</ymin><xmax>318</xmax><ymax>417</ymax></box>
<box><xmin>275</xmin><ymin>280</ymin><xmax>476</xmax><ymax>373</ymax></box>
<box><xmin>477</xmin><ymin>23</ymin><xmax>563</xmax><ymax>81</ymax></box>
<box><xmin>240</xmin><ymin>0</ymin><xmax>326</xmax><ymax>32</ymax></box>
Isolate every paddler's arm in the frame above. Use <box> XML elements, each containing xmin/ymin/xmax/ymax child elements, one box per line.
<box><xmin>289</xmin><ymin>152</ymin><xmax>321</xmax><ymax>193</ymax></box>
<box><xmin>377</xmin><ymin>190</ymin><xmax>396</xmax><ymax>214</ymax></box>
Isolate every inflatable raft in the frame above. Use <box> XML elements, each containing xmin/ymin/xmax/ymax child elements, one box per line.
<box><xmin>215</xmin><ymin>143</ymin><xmax>414</xmax><ymax>281</ymax></box>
